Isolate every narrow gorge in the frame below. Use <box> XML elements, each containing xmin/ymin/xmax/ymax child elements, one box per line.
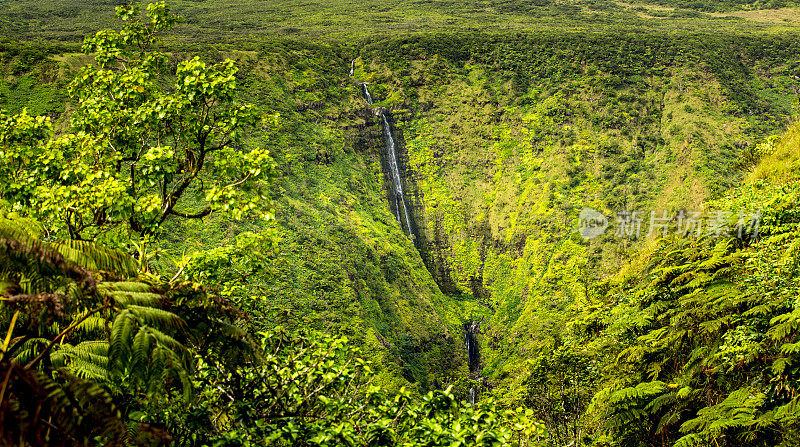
<box><xmin>5</xmin><ymin>1</ymin><xmax>800</xmax><ymax>444</ymax></box>
<box><xmin>465</xmin><ymin>321</ymin><xmax>481</xmax><ymax>404</ymax></box>
<box><xmin>360</xmin><ymin>77</ymin><xmax>482</xmax><ymax>401</ymax></box>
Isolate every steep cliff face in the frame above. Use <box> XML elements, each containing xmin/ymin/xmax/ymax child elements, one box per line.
<box><xmin>377</xmin><ymin>113</ymin><xmax>467</xmax><ymax>295</ymax></box>
<box><xmin>261</xmin><ymin>82</ymin><xmax>474</xmax><ymax>392</ymax></box>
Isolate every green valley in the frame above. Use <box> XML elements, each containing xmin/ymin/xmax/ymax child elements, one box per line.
<box><xmin>1</xmin><ymin>1</ymin><xmax>799</xmax><ymax>446</ymax></box>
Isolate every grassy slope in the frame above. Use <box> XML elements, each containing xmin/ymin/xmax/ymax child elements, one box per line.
<box><xmin>749</xmin><ymin>120</ymin><xmax>800</xmax><ymax>184</ymax></box>
<box><xmin>3</xmin><ymin>0</ymin><xmax>800</xmax><ymax>43</ymax></box>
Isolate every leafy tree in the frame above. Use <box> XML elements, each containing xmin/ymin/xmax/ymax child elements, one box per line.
<box><xmin>189</xmin><ymin>323</ymin><xmax>542</xmax><ymax>446</ymax></box>
<box><xmin>522</xmin><ymin>342</ymin><xmax>597</xmax><ymax>446</ymax></box>
<box><xmin>0</xmin><ymin>2</ymin><xmax>274</xmax><ymax>241</ymax></box>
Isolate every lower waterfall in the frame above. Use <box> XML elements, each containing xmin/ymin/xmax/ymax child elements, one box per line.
<box><xmin>465</xmin><ymin>321</ymin><xmax>480</xmax><ymax>404</ymax></box>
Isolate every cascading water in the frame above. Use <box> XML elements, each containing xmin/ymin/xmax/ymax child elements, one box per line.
<box><xmin>464</xmin><ymin>321</ymin><xmax>480</xmax><ymax>404</ymax></box>
<box><xmin>361</xmin><ymin>83</ymin><xmax>374</xmax><ymax>105</ymax></box>
<box><xmin>349</xmin><ymin>59</ymin><xmax>355</xmax><ymax>77</ymax></box>
<box><xmin>382</xmin><ymin>114</ymin><xmax>415</xmax><ymax>242</ymax></box>
<box><xmin>361</xmin><ymin>83</ymin><xmax>416</xmax><ymax>244</ymax></box>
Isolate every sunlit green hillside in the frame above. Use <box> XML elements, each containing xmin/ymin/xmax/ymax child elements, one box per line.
<box><xmin>2</xmin><ymin>0</ymin><xmax>800</xmax><ymax>42</ymax></box>
<box><xmin>2</xmin><ymin>1</ymin><xmax>800</xmax><ymax>444</ymax></box>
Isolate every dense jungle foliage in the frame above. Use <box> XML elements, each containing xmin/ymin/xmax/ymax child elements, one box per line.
<box><xmin>1</xmin><ymin>0</ymin><xmax>800</xmax><ymax>446</ymax></box>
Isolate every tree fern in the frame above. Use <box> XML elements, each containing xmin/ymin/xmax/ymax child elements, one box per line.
<box><xmin>584</xmin><ymin>179</ymin><xmax>800</xmax><ymax>445</ymax></box>
<box><xmin>679</xmin><ymin>387</ymin><xmax>766</xmax><ymax>441</ymax></box>
<box><xmin>0</xmin><ymin>361</ymin><xmax>131</xmax><ymax>446</ymax></box>
<box><xmin>0</xmin><ymin>213</ymin><xmax>216</xmax><ymax>444</ymax></box>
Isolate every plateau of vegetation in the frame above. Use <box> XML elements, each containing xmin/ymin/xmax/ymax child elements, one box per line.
<box><xmin>1</xmin><ymin>0</ymin><xmax>799</xmax><ymax>445</ymax></box>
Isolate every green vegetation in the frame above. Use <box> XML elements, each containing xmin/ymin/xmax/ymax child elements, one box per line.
<box><xmin>572</xmin><ymin>127</ymin><xmax>800</xmax><ymax>445</ymax></box>
<box><xmin>4</xmin><ymin>0</ymin><xmax>800</xmax><ymax>42</ymax></box>
<box><xmin>0</xmin><ymin>3</ymin><xmax>273</xmax><ymax>242</ymax></box>
<box><xmin>2</xmin><ymin>0</ymin><xmax>800</xmax><ymax>445</ymax></box>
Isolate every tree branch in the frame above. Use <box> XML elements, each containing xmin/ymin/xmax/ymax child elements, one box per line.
<box><xmin>169</xmin><ymin>207</ymin><xmax>212</xmax><ymax>219</ymax></box>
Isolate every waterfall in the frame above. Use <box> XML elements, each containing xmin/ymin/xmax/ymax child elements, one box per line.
<box><xmin>361</xmin><ymin>83</ymin><xmax>374</xmax><ymax>105</ymax></box>
<box><xmin>464</xmin><ymin>321</ymin><xmax>480</xmax><ymax>404</ymax></box>
<box><xmin>382</xmin><ymin>114</ymin><xmax>415</xmax><ymax>242</ymax></box>
<box><xmin>361</xmin><ymin>83</ymin><xmax>416</xmax><ymax>244</ymax></box>
<box><xmin>349</xmin><ymin>59</ymin><xmax>355</xmax><ymax>77</ymax></box>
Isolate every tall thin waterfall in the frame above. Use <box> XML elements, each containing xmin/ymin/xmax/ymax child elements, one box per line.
<box><xmin>382</xmin><ymin>114</ymin><xmax>415</xmax><ymax>241</ymax></box>
<box><xmin>465</xmin><ymin>322</ymin><xmax>480</xmax><ymax>404</ymax></box>
<box><xmin>361</xmin><ymin>83</ymin><xmax>415</xmax><ymax>243</ymax></box>
<box><xmin>349</xmin><ymin>59</ymin><xmax>355</xmax><ymax>77</ymax></box>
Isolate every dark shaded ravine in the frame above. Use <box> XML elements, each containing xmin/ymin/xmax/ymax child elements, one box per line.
<box><xmin>465</xmin><ymin>321</ymin><xmax>481</xmax><ymax>404</ymax></box>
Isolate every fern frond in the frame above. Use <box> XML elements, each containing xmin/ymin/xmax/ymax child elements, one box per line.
<box><xmin>130</xmin><ymin>327</ymin><xmax>156</xmax><ymax>374</ymax></box>
<box><xmin>74</xmin><ymin>315</ymin><xmax>111</xmax><ymax>335</ymax></box>
<box><xmin>110</xmin><ymin>290</ymin><xmax>163</xmax><ymax>307</ymax></box>
<box><xmin>109</xmin><ymin>309</ymin><xmax>137</xmax><ymax>370</ymax></box>
<box><xmin>608</xmin><ymin>381</ymin><xmax>667</xmax><ymax>407</ymax></box>
<box><xmin>645</xmin><ymin>390</ymin><xmax>677</xmax><ymax>414</ymax></box>
<box><xmin>152</xmin><ymin>344</ymin><xmax>193</xmax><ymax>400</ymax></box>
<box><xmin>211</xmin><ymin>318</ymin><xmax>247</xmax><ymax>339</ymax></box>
<box><xmin>1</xmin><ymin>362</ymin><xmax>128</xmax><ymax>445</ymax></box>
<box><xmin>62</xmin><ymin>375</ymin><xmax>129</xmax><ymax>444</ymax></box>
<box><xmin>52</xmin><ymin>239</ymin><xmax>138</xmax><ymax>276</ymax></box>
<box><xmin>780</xmin><ymin>341</ymin><xmax>800</xmax><ymax>355</ymax></box>
<box><xmin>70</xmin><ymin>358</ymin><xmax>112</xmax><ymax>381</ymax></box>
<box><xmin>774</xmin><ymin>397</ymin><xmax>800</xmax><ymax>423</ymax></box>
<box><xmin>126</xmin><ymin>305</ymin><xmax>184</xmax><ymax>331</ymax></box>
<box><xmin>699</xmin><ymin>315</ymin><xmax>732</xmax><ymax>335</ymax></box>
<box><xmin>52</xmin><ymin>341</ymin><xmax>111</xmax><ymax>381</ymax></box>
<box><xmin>10</xmin><ymin>337</ymin><xmax>48</xmax><ymax>364</ymax></box>
<box><xmin>673</xmin><ymin>433</ymin><xmax>705</xmax><ymax>447</ymax></box>
<box><xmin>768</xmin><ymin>309</ymin><xmax>800</xmax><ymax>341</ymax></box>
<box><xmin>0</xmin><ymin>217</ymin><xmax>40</xmax><ymax>241</ymax></box>
<box><xmin>681</xmin><ymin>387</ymin><xmax>765</xmax><ymax>437</ymax></box>
<box><xmin>99</xmin><ymin>281</ymin><xmax>153</xmax><ymax>293</ymax></box>
<box><xmin>142</xmin><ymin>326</ymin><xmax>188</xmax><ymax>359</ymax></box>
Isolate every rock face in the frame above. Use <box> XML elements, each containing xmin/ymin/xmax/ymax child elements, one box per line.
<box><xmin>359</xmin><ymin>84</ymin><xmax>461</xmax><ymax>295</ymax></box>
<box><xmin>388</xmin><ymin>120</ymin><xmax>465</xmax><ymax>295</ymax></box>
<box><xmin>381</xmin><ymin>112</ymin><xmax>417</xmax><ymax>244</ymax></box>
